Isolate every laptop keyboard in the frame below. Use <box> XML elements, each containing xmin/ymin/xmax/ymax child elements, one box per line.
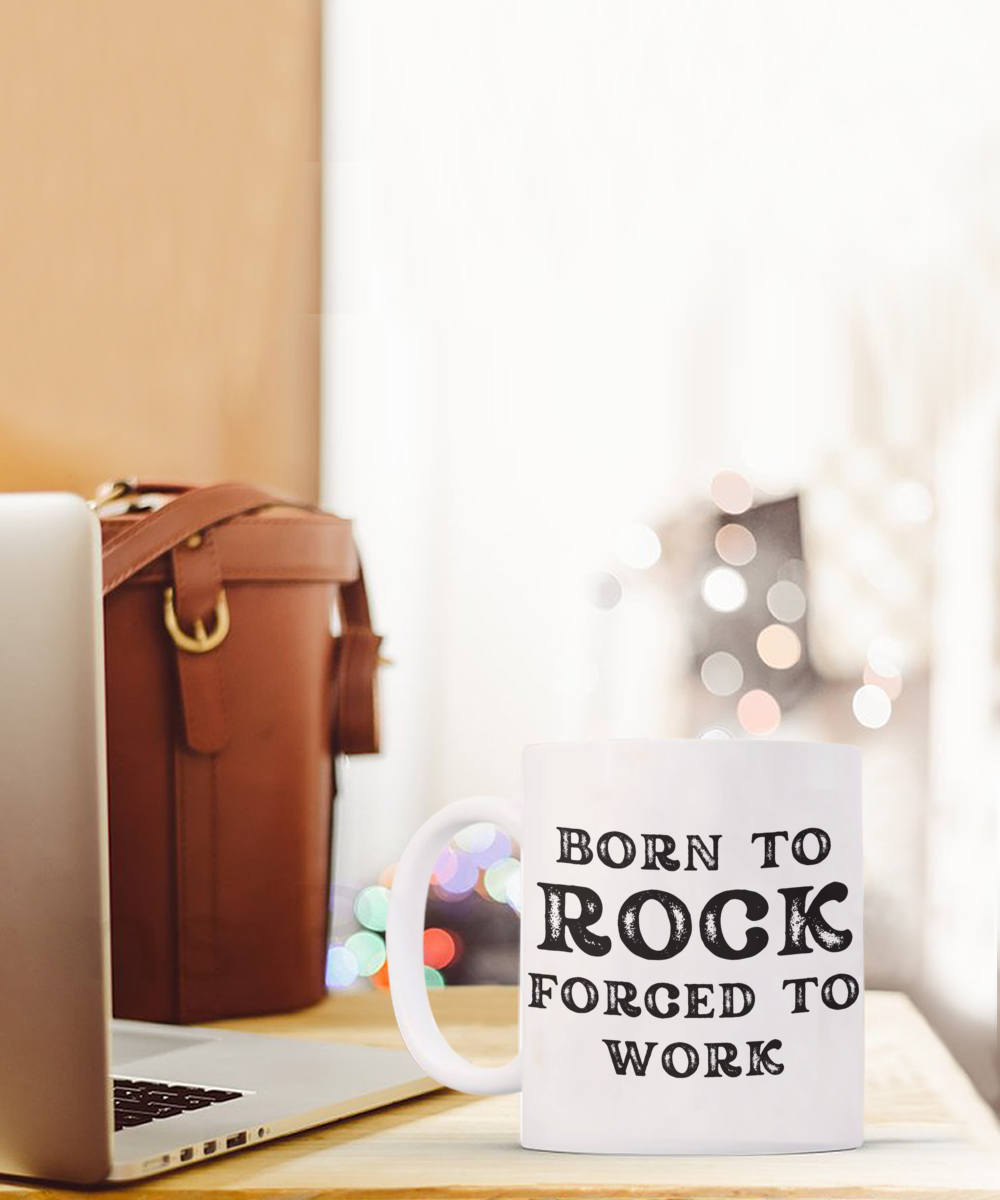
<box><xmin>113</xmin><ymin>1077</ymin><xmax>244</xmax><ymax>1132</ymax></box>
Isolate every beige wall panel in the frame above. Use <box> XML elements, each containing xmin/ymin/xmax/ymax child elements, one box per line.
<box><xmin>0</xmin><ymin>0</ymin><xmax>321</xmax><ymax>500</ymax></box>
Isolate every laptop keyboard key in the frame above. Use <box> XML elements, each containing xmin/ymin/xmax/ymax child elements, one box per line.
<box><xmin>119</xmin><ymin>1102</ymin><xmax>185</xmax><ymax>1117</ymax></box>
<box><xmin>114</xmin><ymin>1112</ymin><xmax>155</xmax><ymax>1129</ymax></box>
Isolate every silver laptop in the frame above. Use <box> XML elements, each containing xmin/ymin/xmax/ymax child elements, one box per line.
<box><xmin>0</xmin><ymin>493</ymin><xmax>434</xmax><ymax>1184</ymax></box>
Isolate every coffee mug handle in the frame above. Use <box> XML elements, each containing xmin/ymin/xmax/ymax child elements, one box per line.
<box><xmin>386</xmin><ymin>794</ymin><xmax>523</xmax><ymax>1094</ymax></box>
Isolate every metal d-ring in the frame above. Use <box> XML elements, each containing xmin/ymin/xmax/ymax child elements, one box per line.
<box><xmin>163</xmin><ymin>586</ymin><xmax>230</xmax><ymax>654</ymax></box>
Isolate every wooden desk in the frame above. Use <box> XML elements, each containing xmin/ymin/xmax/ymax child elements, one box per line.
<box><xmin>5</xmin><ymin>988</ymin><xmax>999</xmax><ymax>1198</ymax></box>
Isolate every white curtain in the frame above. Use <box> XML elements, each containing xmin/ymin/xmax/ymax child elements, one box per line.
<box><xmin>322</xmin><ymin>0</ymin><xmax>999</xmax><ymax>1099</ymax></box>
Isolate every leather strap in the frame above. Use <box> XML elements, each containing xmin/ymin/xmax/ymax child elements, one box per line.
<box><xmin>100</xmin><ymin>515</ymin><xmax>358</xmax><ymax>585</ymax></box>
<box><xmin>331</xmin><ymin>569</ymin><xmax>382</xmax><ymax>756</ymax></box>
<box><xmin>102</xmin><ymin>482</ymin><xmax>300</xmax><ymax>596</ymax></box>
<box><xmin>170</xmin><ymin>530</ymin><xmax>230</xmax><ymax>754</ymax></box>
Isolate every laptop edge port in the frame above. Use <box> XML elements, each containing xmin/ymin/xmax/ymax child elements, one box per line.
<box><xmin>226</xmin><ymin>1132</ymin><xmax>248</xmax><ymax>1149</ymax></box>
<box><xmin>203</xmin><ymin>1140</ymin><xmax>217</xmax><ymax>1155</ymax></box>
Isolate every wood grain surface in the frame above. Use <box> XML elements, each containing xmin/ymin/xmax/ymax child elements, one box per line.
<box><xmin>3</xmin><ymin>987</ymin><xmax>998</xmax><ymax>1198</ymax></box>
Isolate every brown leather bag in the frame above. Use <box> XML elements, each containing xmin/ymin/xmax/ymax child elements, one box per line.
<box><xmin>97</xmin><ymin>480</ymin><xmax>381</xmax><ymax>1023</ymax></box>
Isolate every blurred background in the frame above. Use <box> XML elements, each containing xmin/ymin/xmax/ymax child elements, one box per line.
<box><xmin>0</xmin><ymin>0</ymin><xmax>996</xmax><ymax>1109</ymax></box>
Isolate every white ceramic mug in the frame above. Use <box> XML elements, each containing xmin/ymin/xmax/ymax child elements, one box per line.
<box><xmin>387</xmin><ymin>739</ymin><xmax>863</xmax><ymax>1154</ymax></box>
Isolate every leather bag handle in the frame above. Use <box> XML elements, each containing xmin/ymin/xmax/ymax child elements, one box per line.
<box><xmin>101</xmin><ymin>482</ymin><xmax>300</xmax><ymax>596</ymax></box>
<box><xmin>330</xmin><ymin>566</ymin><xmax>382</xmax><ymax>755</ymax></box>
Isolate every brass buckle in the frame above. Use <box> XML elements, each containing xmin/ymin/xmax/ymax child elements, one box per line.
<box><xmin>88</xmin><ymin>477</ymin><xmax>139</xmax><ymax>511</ymax></box>
<box><xmin>163</xmin><ymin>586</ymin><xmax>230</xmax><ymax>654</ymax></box>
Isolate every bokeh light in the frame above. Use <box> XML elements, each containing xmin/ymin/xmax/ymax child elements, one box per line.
<box><xmin>737</xmin><ymin>689</ymin><xmax>782</xmax><ymax>735</ymax></box>
<box><xmin>709</xmin><ymin>470</ymin><xmax>753</xmax><ymax>515</ymax></box>
<box><xmin>339</xmin><ymin>820</ymin><xmax>524</xmax><ymax>993</ymax></box>
<box><xmin>431</xmin><ymin>845</ymin><xmax>459</xmax><ymax>886</ymax></box>
<box><xmin>756</xmin><ymin>624</ymin><xmax>802</xmax><ymax>669</ymax></box>
<box><xmin>715</xmin><ymin>523</ymin><xmax>757</xmax><ymax>566</ymax></box>
<box><xmin>863</xmin><ymin>664</ymin><xmax>903</xmax><ymax>700</ymax></box>
<box><xmin>484</xmin><ymin>856</ymin><xmax>521</xmax><ymax>905</ymax></box>
<box><xmin>586</xmin><ymin>571</ymin><xmax>623</xmax><ymax>610</ymax></box>
<box><xmin>866</xmin><ymin>636</ymin><xmax>904</xmax><ymax>678</ymax></box>
<box><xmin>455</xmin><ymin>823</ymin><xmax>496</xmax><ymax>852</ymax></box>
<box><xmin>469</xmin><ymin>828</ymin><xmax>513</xmax><ymax>870</ymax></box>
<box><xmin>437</xmin><ymin>854</ymin><xmax>479</xmax><ymax>897</ymax></box>
<box><xmin>700</xmin><ymin>651</ymin><xmax>744</xmax><ymax>696</ymax></box>
<box><xmin>614</xmin><ymin>523</ymin><xmax>662</xmax><ymax>570</ymax></box>
<box><xmin>423</xmin><ymin>928</ymin><xmax>457</xmax><ymax>969</ymax></box>
<box><xmin>354</xmin><ymin>884</ymin><xmax>390</xmax><ymax>932</ymax></box>
<box><xmin>766</xmin><ymin>580</ymin><xmax>807</xmax><ymax>623</ymax></box>
<box><xmin>701</xmin><ymin>567</ymin><xmax>748</xmax><ymax>613</ymax></box>
<box><xmin>345</xmin><ymin>930</ymin><xmax>387</xmax><ymax>977</ymax></box>
<box><xmin>853</xmin><ymin>684</ymin><xmax>892</xmax><ymax>729</ymax></box>
<box><xmin>326</xmin><ymin>944</ymin><xmax>359</xmax><ymax>989</ymax></box>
